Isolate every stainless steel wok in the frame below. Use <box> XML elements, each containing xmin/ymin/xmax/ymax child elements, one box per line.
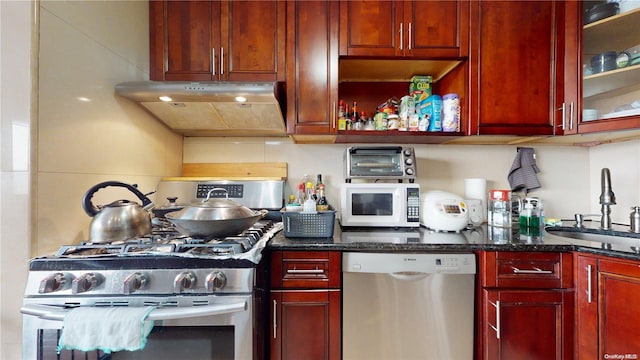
<box><xmin>165</xmin><ymin>188</ymin><xmax>268</xmax><ymax>239</ymax></box>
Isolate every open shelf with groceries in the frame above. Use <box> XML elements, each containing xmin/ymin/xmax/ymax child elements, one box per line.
<box><xmin>581</xmin><ymin>6</ymin><xmax>640</xmax><ymax>123</ymax></box>
<box><xmin>335</xmin><ymin>58</ymin><xmax>468</xmax><ymax>144</ymax></box>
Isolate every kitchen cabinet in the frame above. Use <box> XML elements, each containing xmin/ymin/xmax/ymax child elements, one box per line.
<box><xmin>575</xmin><ymin>253</ymin><xmax>640</xmax><ymax>359</ymax></box>
<box><xmin>469</xmin><ymin>1</ymin><xmax>566</xmax><ymax>136</ymax></box>
<box><xmin>564</xmin><ymin>4</ymin><xmax>640</xmax><ymax>134</ymax></box>
<box><xmin>477</xmin><ymin>251</ymin><xmax>574</xmax><ymax>360</ymax></box>
<box><xmin>149</xmin><ymin>0</ymin><xmax>285</xmax><ymax>82</ymax></box>
<box><xmin>339</xmin><ymin>0</ymin><xmax>469</xmax><ymax>58</ymax></box>
<box><xmin>285</xmin><ymin>0</ymin><xmax>339</xmax><ymax>137</ymax></box>
<box><xmin>269</xmin><ymin>251</ymin><xmax>341</xmax><ymax>360</ymax></box>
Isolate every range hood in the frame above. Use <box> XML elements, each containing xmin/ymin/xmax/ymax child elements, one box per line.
<box><xmin>115</xmin><ymin>81</ymin><xmax>286</xmax><ymax>136</ymax></box>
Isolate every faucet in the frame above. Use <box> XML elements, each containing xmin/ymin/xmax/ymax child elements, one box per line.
<box><xmin>599</xmin><ymin>168</ymin><xmax>616</xmax><ymax>230</ymax></box>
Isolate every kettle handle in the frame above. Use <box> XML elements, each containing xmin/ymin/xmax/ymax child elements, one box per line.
<box><xmin>82</xmin><ymin>181</ymin><xmax>153</xmax><ymax>217</ymax></box>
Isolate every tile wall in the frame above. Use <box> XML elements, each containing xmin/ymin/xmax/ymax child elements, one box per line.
<box><xmin>1</xmin><ymin>2</ymin><xmax>32</xmax><ymax>358</ymax></box>
<box><xmin>35</xmin><ymin>1</ymin><xmax>183</xmax><ymax>255</ymax></box>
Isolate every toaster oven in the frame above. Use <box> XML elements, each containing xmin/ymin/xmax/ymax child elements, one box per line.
<box><xmin>345</xmin><ymin>146</ymin><xmax>417</xmax><ymax>182</ymax></box>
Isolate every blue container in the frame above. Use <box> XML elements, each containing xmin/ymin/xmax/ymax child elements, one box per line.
<box><xmin>420</xmin><ymin>95</ymin><xmax>442</xmax><ymax>132</ymax></box>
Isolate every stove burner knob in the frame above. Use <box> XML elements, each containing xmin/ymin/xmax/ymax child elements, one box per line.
<box><xmin>38</xmin><ymin>272</ymin><xmax>74</xmax><ymax>294</ymax></box>
<box><xmin>123</xmin><ymin>272</ymin><xmax>149</xmax><ymax>294</ymax></box>
<box><xmin>72</xmin><ymin>272</ymin><xmax>104</xmax><ymax>294</ymax></box>
<box><xmin>206</xmin><ymin>271</ymin><xmax>227</xmax><ymax>292</ymax></box>
<box><xmin>174</xmin><ymin>271</ymin><xmax>197</xmax><ymax>293</ymax></box>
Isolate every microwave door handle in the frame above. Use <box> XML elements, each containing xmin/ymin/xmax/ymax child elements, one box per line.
<box><xmin>21</xmin><ymin>300</ymin><xmax>247</xmax><ymax>322</ymax></box>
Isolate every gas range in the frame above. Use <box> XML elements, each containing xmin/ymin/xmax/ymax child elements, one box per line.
<box><xmin>24</xmin><ymin>220</ymin><xmax>282</xmax><ymax>298</ymax></box>
<box><xmin>22</xmin><ymin>178</ymin><xmax>285</xmax><ymax>360</ymax></box>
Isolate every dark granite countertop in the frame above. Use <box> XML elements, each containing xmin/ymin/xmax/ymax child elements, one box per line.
<box><xmin>268</xmin><ymin>221</ymin><xmax>640</xmax><ymax>262</ymax></box>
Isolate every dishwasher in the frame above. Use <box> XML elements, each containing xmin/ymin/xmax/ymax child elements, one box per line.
<box><xmin>342</xmin><ymin>252</ymin><xmax>477</xmax><ymax>360</ymax></box>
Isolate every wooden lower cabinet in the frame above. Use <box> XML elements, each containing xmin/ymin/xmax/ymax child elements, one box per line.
<box><xmin>269</xmin><ymin>251</ymin><xmax>341</xmax><ymax>360</ymax></box>
<box><xmin>477</xmin><ymin>251</ymin><xmax>573</xmax><ymax>360</ymax></box>
<box><xmin>482</xmin><ymin>289</ymin><xmax>573</xmax><ymax>360</ymax></box>
<box><xmin>575</xmin><ymin>254</ymin><xmax>640</xmax><ymax>359</ymax></box>
<box><xmin>270</xmin><ymin>290</ymin><xmax>341</xmax><ymax>360</ymax></box>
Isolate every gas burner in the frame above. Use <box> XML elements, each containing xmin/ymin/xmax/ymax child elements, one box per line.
<box><xmin>53</xmin><ymin>220</ymin><xmax>280</xmax><ymax>258</ymax></box>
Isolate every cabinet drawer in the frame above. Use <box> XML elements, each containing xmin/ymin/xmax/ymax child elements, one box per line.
<box><xmin>270</xmin><ymin>251</ymin><xmax>341</xmax><ymax>289</ymax></box>
<box><xmin>480</xmin><ymin>251</ymin><xmax>573</xmax><ymax>289</ymax></box>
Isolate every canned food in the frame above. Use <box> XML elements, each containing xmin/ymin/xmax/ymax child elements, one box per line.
<box><xmin>374</xmin><ymin>112</ymin><xmax>388</xmax><ymax>131</ymax></box>
<box><xmin>387</xmin><ymin>114</ymin><xmax>399</xmax><ymax>130</ymax></box>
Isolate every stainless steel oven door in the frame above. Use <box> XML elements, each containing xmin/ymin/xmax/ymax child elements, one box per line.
<box><xmin>21</xmin><ymin>294</ymin><xmax>253</xmax><ymax>360</ymax></box>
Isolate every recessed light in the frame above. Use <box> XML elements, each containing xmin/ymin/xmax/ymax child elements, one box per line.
<box><xmin>159</xmin><ymin>96</ymin><xmax>173</xmax><ymax>102</ymax></box>
<box><xmin>235</xmin><ymin>96</ymin><xmax>247</xmax><ymax>103</ymax></box>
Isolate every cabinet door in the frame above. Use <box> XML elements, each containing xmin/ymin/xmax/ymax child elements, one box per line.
<box><xmin>338</xmin><ymin>1</ymin><xmax>402</xmax><ymax>57</ymax></box>
<box><xmin>339</xmin><ymin>0</ymin><xmax>468</xmax><ymax>58</ymax></box>
<box><xmin>150</xmin><ymin>0</ymin><xmax>284</xmax><ymax>82</ymax></box>
<box><xmin>404</xmin><ymin>0</ymin><xmax>469</xmax><ymax>58</ymax></box>
<box><xmin>575</xmin><ymin>5</ymin><xmax>640</xmax><ymax>134</ymax></box>
<box><xmin>222</xmin><ymin>1</ymin><xmax>285</xmax><ymax>82</ymax></box>
<box><xmin>286</xmin><ymin>0</ymin><xmax>338</xmax><ymax>135</ymax></box>
<box><xmin>575</xmin><ymin>255</ymin><xmax>597</xmax><ymax>359</ymax></box>
<box><xmin>598</xmin><ymin>258</ymin><xmax>640</xmax><ymax>357</ymax></box>
<box><xmin>483</xmin><ymin>289</ymin><xmax>573</xmax><ymax>360</ymax></box>
<box><xmin>270</xmin><ymin>291</ymin><xmax>341</xmax><ymax>360</ymax></box>
<box><xmin>470</xmin><ymin>0</ymin><xmax>564</xmax><ymax>135</ymax></box>
<box><xmin>150</xmin><ymin>1</ymin><xmax>220</xmax><ymax>81</ymax></box>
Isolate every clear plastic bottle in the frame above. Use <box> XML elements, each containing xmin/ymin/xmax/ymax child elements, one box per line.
<box><xmin>488</xmin><ymin>190</ymin><xmax>512</xmax><ymax>227</ymax></box>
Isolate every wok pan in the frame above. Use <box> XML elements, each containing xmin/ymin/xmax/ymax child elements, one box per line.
<box><xmin>165</xmin><ymin>188</ymin><xmax>268</xmax><ymax>239</ymax></box>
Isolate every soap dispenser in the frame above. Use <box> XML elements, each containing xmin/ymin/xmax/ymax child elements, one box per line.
<box><xmin>630</xmin><ymin>206</ymin><xmax>640</xmax><ymax>233</ymax></box>
<box><xmin>519</xmin><ymin>202</ymin><xmax>540</xmax><ymax>235</ymax></box>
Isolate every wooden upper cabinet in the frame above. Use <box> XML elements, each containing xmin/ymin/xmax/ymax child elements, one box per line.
<box><xmin>469</xmin><ymin>0</ymin><xmax>564</xmax><ymax>136</ymax></box>
<box><xmin>150</xmin><ymin>0</ymin><xmax>285</xmax><ymax>82</ymax></box>
<box><xmin>339</xmin><ymin>0</ymin><xmax>469</xmax><ymax>58</ymax></box>
<box><xmin>286</xmin><ymin>0</ymin><xmax>339</xmax><ymax>135</ymax></box>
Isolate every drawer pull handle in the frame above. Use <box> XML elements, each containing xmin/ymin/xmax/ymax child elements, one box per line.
<box><xmin>272</xmin><ymin>299</ymin><xmax>277</xmax><ymax>339</ymax></box>
<box><xmin>587</xmin><ymin>264</ymin><xmax>593</xmax><ymax>304</ymax></box>
<box><xmin>286</xmin><ymin>268</ymin><xmax>324</xmax><ymax>274</ymax></box>
<box><xmin>511</xmin><ymin>266</ymin><xmax>553</xmax><ymax>274</ymax></box>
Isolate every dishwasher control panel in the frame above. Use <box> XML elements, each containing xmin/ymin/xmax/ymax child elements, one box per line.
<box><xmin>343</xmin><ymin>252</ymin><xmax>476</xmax><ymax>275</ymax></box>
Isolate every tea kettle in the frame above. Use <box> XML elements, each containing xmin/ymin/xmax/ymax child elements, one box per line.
<box><xmin>82</xmin><ymin>181</ymin><xmax>154</xmax><ymax>243</ymax></box>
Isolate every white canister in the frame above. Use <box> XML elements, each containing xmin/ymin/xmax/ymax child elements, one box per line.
<box><xmin>442</xmin><ymin>93</ymin><xmax>460</xmax><ymax>132</ymax></box>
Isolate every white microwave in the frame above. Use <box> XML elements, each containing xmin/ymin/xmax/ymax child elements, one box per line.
<box><xmin>339</xmin><ymin>183</ymin><xmax>420</xmax><ymax>227</ymax></box>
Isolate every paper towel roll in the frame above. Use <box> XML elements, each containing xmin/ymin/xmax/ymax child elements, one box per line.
<box><xmin>465</xmin><ymin>178</ymin><xmax>487</xmax><ymax>222</ymax></box>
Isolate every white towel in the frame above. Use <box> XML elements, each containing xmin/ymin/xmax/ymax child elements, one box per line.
<box><xmin>58</xmin><ymin>306</ymin><xmax>155</xmax><ymax>354</ymax></box>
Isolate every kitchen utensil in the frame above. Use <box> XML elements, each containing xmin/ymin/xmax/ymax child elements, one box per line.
<box><xmin>165</xmin><ymin>188</ymin><xmax>267</xmax><ymax>239</ymax></box>
<box><xmin>420</xmin><ymin>190</ymin><xmax>469</xmax><ymax>232</ymax></box>
<box><xmin>82</xmin><ymin>181</ymin><xmax>154</xmax><ymax>243</ymax></box>
<box><xmin>584</xmin><ymin>2</ymin><xmax>619</xmax><ymax>24</ymax></box>
<box><xmin>591</xmin><ymin>51</ymin><xmax>617</xmax><ymax>73</ymax></box>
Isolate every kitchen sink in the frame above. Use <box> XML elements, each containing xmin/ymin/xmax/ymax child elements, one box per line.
<box><xmin>546</xmin><ymin>223</ymin><xmax>640</xmax><ymax>253</ymax></box>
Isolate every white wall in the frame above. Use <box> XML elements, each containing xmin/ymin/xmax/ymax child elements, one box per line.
<box><xmin>590</xmin><ymin>140</ymin><xmax>640</xmax><ymax>224</ymax></box>
<box><xmin>1</xmin><ymin>2</ymin><xmax>32</xmax><ymax>358</ymax></box>
<box><xmin>35</xmin><ymin>1</ymin><xmax>183</xmax><ymax>255</ymax></box>
<box><xmin>183</xmin><ymin>137</ymin><xmax>594</xmax><ymax>222</ymax></box>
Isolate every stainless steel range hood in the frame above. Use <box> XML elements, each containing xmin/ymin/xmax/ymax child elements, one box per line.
<box><xmin>115</xmin><ymin>81</ymin><xmax>286</xmax><ymax>136</ymax></box>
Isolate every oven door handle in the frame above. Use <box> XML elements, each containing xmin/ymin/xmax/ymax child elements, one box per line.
<box><xmin>21</xmin><ymin>300</ymin><xmax>247</xmax><ymax>321</ymax></box>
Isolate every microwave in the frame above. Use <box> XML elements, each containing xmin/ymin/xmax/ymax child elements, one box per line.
<box><xmin>340</xmin><ymin>183</ymin><xmax>420</xmax><ymax>227</ymax></box>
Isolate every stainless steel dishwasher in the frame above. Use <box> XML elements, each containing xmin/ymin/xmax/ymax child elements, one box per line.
<box><xmin>342</xmin><ymin>252</ymin><xmax>477</xmax><ymax>360</ymax></box>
